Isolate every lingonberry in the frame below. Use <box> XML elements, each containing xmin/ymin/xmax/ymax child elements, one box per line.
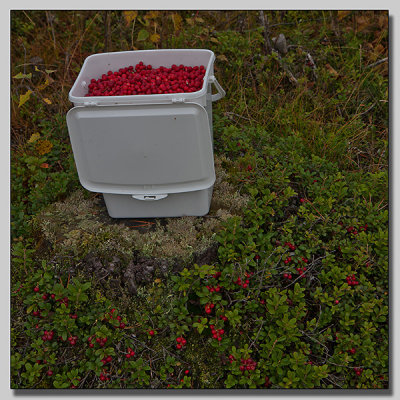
<box><xmin>46</xmin><ymin>370</ymin><xmax>53</xmax><ymax>376</ymax></box>
<box><xmin>149</xmin><ymin>330</ymin><xmax>155</xmax><ymax>336</ymax></box>
<box><xmin>33</xmin><ymin>286</ymin><xmax>39</xmax><ymax>293</ymax></box>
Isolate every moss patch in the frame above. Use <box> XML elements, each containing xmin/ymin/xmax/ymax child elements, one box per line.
<box><xmin>34</xmin><ymin>155</ymin><xmax>249</xmax><ymax>267</ymax></box>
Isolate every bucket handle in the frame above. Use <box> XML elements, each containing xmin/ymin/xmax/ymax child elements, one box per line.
<box><xmin>208</xmin><ymin>75</ymin><xmax>226</xmax><ymax>102</ymax></box>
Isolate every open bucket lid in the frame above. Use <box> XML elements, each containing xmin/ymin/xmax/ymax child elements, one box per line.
<box><xmin>66</xmin><ymin>102</ymin><xmax>215</xmax><ymax>195</ymax></box>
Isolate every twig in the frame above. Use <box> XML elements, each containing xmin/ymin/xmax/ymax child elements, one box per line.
<box><xmin>104</xmin><ymin>11</ymin><xmax>111</xmax><ymax>52</ymax></box>
<box><xmin>366</xmin><ymin>57</ymin><xmax>388</xmax><ymax>69</ymax></box>
<box><xmin>258</xmin><ymin>11</ymin><xmax>272</xmax><ymax>55</ymax></box>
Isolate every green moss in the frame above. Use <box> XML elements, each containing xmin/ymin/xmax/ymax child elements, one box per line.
<box><xmin>33</xmin><ymin>155</ymin><xmax>249</xmax><ymax>264</ymax></box>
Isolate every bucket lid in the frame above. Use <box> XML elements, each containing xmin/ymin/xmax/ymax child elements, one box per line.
<box><xmin>66</xmin><ymin>102</ymin><xmax>215</xmax><ymax>195</ymax></box>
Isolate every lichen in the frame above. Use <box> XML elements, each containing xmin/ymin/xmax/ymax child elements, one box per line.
<box><xmin>34</xmin><ymin>155</ymin><xmax>249</xmax><ymax>265</ymax></box>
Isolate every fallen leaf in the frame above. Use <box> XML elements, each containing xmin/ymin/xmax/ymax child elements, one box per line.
<box><xmin>337</xmin><ymin>11</ymin><xmax>352</xmax><ymax>20</ymax></box>
<box><xmin>356</xmin><ymin>15</ymin><xmax>370</xmax><ymax>32</ymax></box>
<box><xmin>325</xmin><ymin>63</ymin><xmax>338</xmax><ymax>77</ymax></box>
<box><xmin>35</xmin><ymin>140</ymin><xmax>53</xmax><ymax>155</ymax></box>
<box><xmin>171</xmin><ymin>13</ymin><xmax>182</xmax><ymax>32</ymax></box>
<box><xmin>45</xmin><ymin>69</ymin><xmax>57</xmax><ymax>74</ymax></box>
<box><xmin>28</xmin><ymin>132</ymin><xmax>41</xmax><ymax>143</ymax></box>
<box><xmin>18</xmin><ymin>90</ymin><xmax>32</xmax><ymax>107</ymax></box>
<box><xmin>217</xmin><ymin>54</ymin><xmax>229</xmax><ymax>62</ymax></box>
<box><xmin>43</xmin><ymin>98</ymin><xmax>52</xmax><ymax>105</ymax></box>
<box><xmin>40</xmin><ymin>163</ymin><xmax>49</xmax><ymax>169</ymax></box>
<box><xmin>195</xmin><ymin>17</ymin><xmax>204</xmax><ymax>23</ymax></box>
<box><xmin>13</xmin><ymin>72</ymin><xmax>32</xmax><ymax>79</ymax></box>
<box><xmin>144</xmin><ymin>11</ymin><xmax>159</xmax><ymax>20</ymax></box>
<box><xmin>123</xmin><ymin>10</ymin><xmax>138</xmax><ymax>25</ymax></box>
<box><xmin>137</xmin><ymin>29</ymin><xmax>149</xmax><ymax>41</ymax></box>
<box><xmin>154</xmin><ymin>278</ymin><xmax>161</xmax><ymax>284</ymax></box>
<box><xmin>37</xmin><ymin>78</ymin><xmax>50</xmax><ymax>91</ymax></box>
<box><xmin>150</xmin><ymin>33</ymin><xmax>160</xmax><ymax>44</ymax></box>
<box><xmin>210</xmin><ymin>37</ymin><xmax>220</xmax><ymax>44</ymax></box>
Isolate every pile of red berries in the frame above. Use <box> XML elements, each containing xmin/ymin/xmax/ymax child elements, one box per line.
<box><xmin>126</xmin><ymin>347</ymin><xmax>135</xmax><ymax>359</ymax></box>
<box><xmin>205</xmin><ymin>303</ymin><xmax>215</xmax><ymax>314</ymax></box>
<box><xmin>346</xmin><ymin>274</ymin><xmax>359</xmax><ymax>286</ymax></box>
<box><xmin>209</xmin><ymin>325</ymin><xmax>224</xmax><ymax>341</ymax></box>
<box><xmin>239</xmin><ymin>357</ymin><xmax>257</xmax><ymax>372</ymax></box>
<box><xmin>176</xmin><ymin>336</ymin><xmax>187</xmax><ymax>350</ymax></box>
<box><xmin>85</xmin><ymin>62</ymin><xmax>206</xmax><ymax>97</ymax></box>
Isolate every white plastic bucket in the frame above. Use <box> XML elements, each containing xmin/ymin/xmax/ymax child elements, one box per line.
<box><xmin>67</xmin><ymin>49</ymin><xmax>225</xmax><ymax>218</ymax></box>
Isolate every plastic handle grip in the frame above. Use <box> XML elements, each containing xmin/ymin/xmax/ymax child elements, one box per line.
<box><xmin>208</xmin><ymin>76</ymin><xmax>226</xmax><ymax>102</ymax></box>
<box><xmin>131</xmin><ymin>194</ymin><xmax>168</xmax><ymax>201</ymax></box>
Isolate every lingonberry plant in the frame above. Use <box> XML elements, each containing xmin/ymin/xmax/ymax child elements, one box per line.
<box><xmin>11</xmin><ymin>10</ymin><xmax>387</xmax><ymax>390</ymax></box>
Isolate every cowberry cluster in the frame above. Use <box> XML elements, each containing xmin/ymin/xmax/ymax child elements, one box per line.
<box><xmin>284</xmin><ymin>242</ymin><xmax>296</xmax><ymax>251</ymax></box>
<box><xmin>219</xmin><ymin>315</ymin><xmax>228</xmax><ymax>322</ymax></box>
<box><xmin>68</xmin><ymin>335</ymin><xmax>78</xmax><ymax>346</ymax></box>
<box><xmin>42</xmin><ymin>330</ymin><xmax>54</xmax><ymax>341</ymax></box>
<box><xmin>234</xmin><ymin>272</ymin><xmax>252</xmax><ymax>289</ymax></box>
<box><xmin>228</xmin><ymin>354</ymin><xmax>236</xmax><ymax>363</ymax></box>
<box><xmin>101</xmin><ymin>355</ymin><xmax>112</xmax><ymax>365</ymax></box>
<box><xmin>295</xmin><ymin>266</ymin><xmax>307</xmax><ymax>278</ymax></box>
<box><xmin>239</xmin><ymin>358</ymin><xmax>257</xmax><ymax>372</ymax></box>
<box><xmin>99</xmin><ymin>372</ymin><xmax>110</xmax><ymax>382</ymax></box>
<box><xmin>284</xmin><ymin>256</ymin><xmax>292</xmax><ymax>264</ymax></box>
<box><xmin>354</xmin><ymin>367</ymin><xmax>363</xmax><ymax>376</ymax></box>
<box><xmin>88</xmin><ymin>335</ymin><xmax>107</xmax><ymax>348</ymax></box>
<box><xmin>283</xmin><ymin>273</ymin><xmax>293</xmax><ymax>280</ymax></box>
<box><xmin>209</xmin><ymin>325</ymin><xmax>224</xmax><ymax>341</ymax></box>
<box><xmin>206</xmin><ymin>285</ymin><xmax>221</xmax><ymax>293</ymax></box>
<box><xmin>346</xmin><ymin>224</ymin><xmax>367</xmax><ymax>236</ymax></box>
<box><xmin>126</xmin><ymin>347</ymin><xmax>135</xmax><ymax>359</ymax></box>
<box><xmin>176</xmin><ymin>336</ymin><xmax>187</xmax><ymax>350</ymax></box>
<box><xmin>85</xmin><ymin>62</ymin><xmax>206</xmax><ymax>97</ymax></box>
<box><xmin>346</xmin><ymin>274</ymin><xmax>359</xmax><ymax>286</ymax></box>
<box><xmin>348</xmin><ymin>347</ymin><xmax>356</xmax><ymax>355</ymax></box>
<box><xmin>205</xmin><ymin>303</ymin><xmax>215</xmax><ymax>314</ymax></box>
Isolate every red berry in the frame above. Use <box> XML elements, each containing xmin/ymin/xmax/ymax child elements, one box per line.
<box><xmin>184</xmin><ymin>369</ymin><xmax>189</xmax><ymax>375</ymax></box>
<box><xmin>46</xmin><ymin>370</ymin><xmax>53</xmax><ymax>376</ymax></box>
<box><xmin>34</xmin><ymin>286</ymin><xmax>39</xmax><ymax>293</ymax></box>
<box><xmin>334</xmin><ymin>300</ymin><xmax>339</xmax><ymax>304</ymax></box>
<box><xmin>177</xmin><ymin>344</ymin><xmax>182</xmax><ymax>349</ymax></box>
<box><xmin>149</xmin><ymin>330</ymin><xmax>155</xmax><ymax>336</ymax></box>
